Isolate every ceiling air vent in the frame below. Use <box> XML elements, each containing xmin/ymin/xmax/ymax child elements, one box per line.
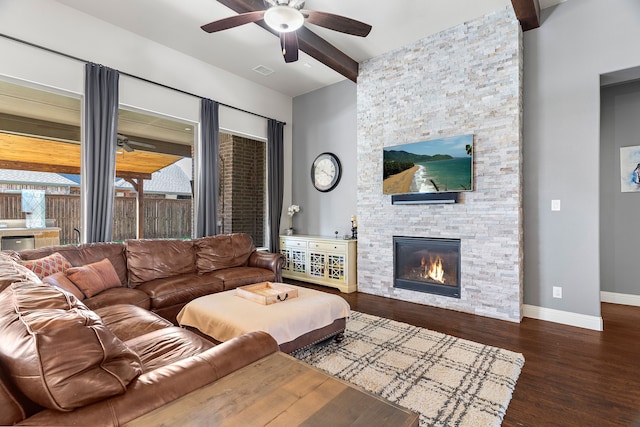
<box><xmin>253</xmin><ymin>65</ymin><xmax>274</xmax><ymax>76</ymax></box>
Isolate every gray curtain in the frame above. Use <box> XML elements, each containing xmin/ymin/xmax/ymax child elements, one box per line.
<box><xmin>196</xmin><ymin>98</ymin><xmax>220</xmax><ymax>237</ymax></box>
<box><xmin>267</xmin><ymin>119</ymin><xmax>284</xmax><ymax>253</ymax></box>
<box><xmin>84</xmin><ymin>63</ymin><xmax>119</xmax><ymax>243</ymax></box>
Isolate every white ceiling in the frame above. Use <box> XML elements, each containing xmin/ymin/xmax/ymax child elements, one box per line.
<box><xmin>55</xmin><ymin>0</ymin><xmax>566</xmax><ymax>98</ymax></box>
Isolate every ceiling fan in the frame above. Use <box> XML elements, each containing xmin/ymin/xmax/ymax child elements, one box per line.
<box><xmin>117</xmin><ymin>134</ymin><xmax>156</xmax><ymax>152</ymax></box>
<box><xmin>201</xmin><ymin>0</ymin><xmax>372</xmax><ymax>66</ymax></box>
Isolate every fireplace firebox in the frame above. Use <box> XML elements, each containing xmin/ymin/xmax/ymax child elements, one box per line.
<box><xmin>393</xmin><ymin>236</ymin><xmax>461</xmax><ymax>298</ymax></box>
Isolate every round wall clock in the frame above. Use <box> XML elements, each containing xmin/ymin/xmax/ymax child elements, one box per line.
<box><xmin>311</xmin><ymin>152</ymin><xmax>342</xmax><ymax>192</ymax></box>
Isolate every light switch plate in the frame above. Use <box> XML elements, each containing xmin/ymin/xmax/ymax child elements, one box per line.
<box><xmin>551</xmin><ymin>200</ymin><xmax>561</xmax><ymax>211</ymax></box>
<box><xmin>553</xmin><ymin>286</ymin><xmax>562</xmax><ymax>299</ymax></box>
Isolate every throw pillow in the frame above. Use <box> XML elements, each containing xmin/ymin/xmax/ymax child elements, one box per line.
<box><xmin>19</xmin><ymin>252</ymin><xmax>72</xmax><ymax>279</ymax></box>
<box><xmin>43</xmin><ymin>272</ymin><xmax>85</xmax><ymax>300</ymax></box>
<box><xmin>65</xmin><ymin>258</ymin><xmax>121</xmax><ymax>298</ymax></box>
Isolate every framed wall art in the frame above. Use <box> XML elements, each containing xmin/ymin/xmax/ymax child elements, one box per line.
<box><xmin>620</xmin><ymin>145</ymin><xmax>640</xmax><ymax>192</ymax></box>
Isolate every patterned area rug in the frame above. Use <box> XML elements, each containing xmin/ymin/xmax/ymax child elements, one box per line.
<box><xmin>291</xmin><ymin>311</ymin><xmax>524</xmax><ymax>427</ymax></box>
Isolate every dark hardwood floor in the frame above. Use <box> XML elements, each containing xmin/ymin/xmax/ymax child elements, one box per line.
<box><xmin>286</xmin><ymin>280</ymin><xmax>640</xmax><ymax>427</ymax></box>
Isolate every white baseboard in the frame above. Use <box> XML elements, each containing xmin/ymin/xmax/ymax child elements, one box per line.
<box><xmin>600</xmin><ymin>291</ymin><xmax>640</xmax><ymax>307</ymax></box>
<box><xmin>523</xmin><ymin>304</ymin><xmax>603</xmax><ymax>331</ymax></box>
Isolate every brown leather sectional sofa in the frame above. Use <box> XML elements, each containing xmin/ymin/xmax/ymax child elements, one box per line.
<box><xmin>18</xmin><ymin>233</ymin><xmax>285</xmax><ymax>323</ymax></box>
<box><xmin>0</xmin><ymin>233</ymin><xmax>285</xmax><ymax>426</ymax></box>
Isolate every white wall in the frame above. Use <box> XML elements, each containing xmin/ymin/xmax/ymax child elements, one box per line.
<box><xmin>523</xmin><ymin>0</ymin><xmax>640</xmax><ymax>322</ymax></box>
<box><xmin>0</xmin><ymin>0</ymin><xmax>293</xmax><ymax>228</ymax></box>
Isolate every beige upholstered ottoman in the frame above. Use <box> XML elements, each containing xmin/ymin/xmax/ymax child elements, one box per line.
<box><xmin>177</xmin><ymin>284</ymin><xmax>350</xmax><ymax>353</ymax></box>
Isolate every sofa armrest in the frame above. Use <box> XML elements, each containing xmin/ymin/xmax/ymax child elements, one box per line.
<box><xmin>17</xmin><ymin>331</ymin><xmax>279</xmax><ymax>427</ymax></box>
<box><xmin>248</xmin><ymin>251</ymin><xmax>285</xmax><ymax>282</ymax></box>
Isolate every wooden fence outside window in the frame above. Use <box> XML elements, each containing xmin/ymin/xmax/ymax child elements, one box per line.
<box><xmin>0</xmin><ymin>193</ymin><xmax>192</xmax><ymax>245</ymax></box>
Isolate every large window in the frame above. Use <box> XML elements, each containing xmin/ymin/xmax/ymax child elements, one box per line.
<box><xmin>219</xmin><ymin>132</ymin><xmax>267</xmax><ymax>248</ymax></box>
<box><xmin>0</xmin><ymin>79</ymin><xmax>82</xmax><ymax>245</ymax></box>
<box><xmin>0</xmin><ymin>79</ymin><xmax>198</xmax><ymax>246</ymax></box>
<box><xmin>0</xmin><ymin>79</ymin><xmax>267</xmax><ymax>248</ymax></box>
<box><xmin>113</xmin><ymin>108</ymin><xmax>195</xmax><ymax>241</ymax></box>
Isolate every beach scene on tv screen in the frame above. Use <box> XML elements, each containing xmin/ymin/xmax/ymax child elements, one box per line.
<box><xmin>383</xmin><ymin>134</ymin><xmax>473</xmax><ymax>195</ymax></box>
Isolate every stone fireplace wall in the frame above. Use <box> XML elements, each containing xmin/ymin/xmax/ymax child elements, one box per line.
<box><xmin>356</xmin><ymin>6</ymin><xmax>523</xmax><ymax>322</ymax></box>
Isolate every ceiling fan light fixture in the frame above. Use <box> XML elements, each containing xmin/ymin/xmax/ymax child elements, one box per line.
<box><xmin>264</xmin><ymin>5</ymin><xmax>304</xmax><ymax>33</ymax></box>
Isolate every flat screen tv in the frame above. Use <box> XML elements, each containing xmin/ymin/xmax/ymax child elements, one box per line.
<box><xmin>383</xmin><ymin>134</ymin><xmax>473</xmax><ymax>195</ymax></box>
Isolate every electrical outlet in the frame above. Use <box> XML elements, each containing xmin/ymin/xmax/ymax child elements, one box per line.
<box><xmin>553</xmin><ymin>286</ymin><xmax>562</xmax><ymax>299</ymax></box>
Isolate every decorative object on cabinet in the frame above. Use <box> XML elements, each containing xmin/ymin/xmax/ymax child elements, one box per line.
<box><xmin>350</xmin><ymin>215</ymin><xmax>358</xmax><ymax>240</ymax></box>
<box><xmin>286</xmin><ymin>204</ymin><xmax>300</xmax><ymax>235</ymax></box>
<box><xmin>280</xmin><ymin>235</ymin><xmax>356</xmax><ymax>293</ymax></box>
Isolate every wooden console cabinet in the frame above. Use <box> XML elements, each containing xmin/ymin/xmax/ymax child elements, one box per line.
<box><xmin>280</xmin><ymin>235</ymin><xmax>357</xmax><ymax>293</ymax></box>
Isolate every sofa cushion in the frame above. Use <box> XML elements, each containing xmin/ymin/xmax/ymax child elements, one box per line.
<box><xmin>208</xmin><ymin>266</ymin><xmax>276</xmax><ymax>290</ymax></box>
<box><xmin>95</xmin><ymin>304</ymin><xmax>173</xmax><ymax>342</ymax></box>
<box><xmin>66</xmin><ymin>258</ymin><xmax>121</xmax><ymax>298</ymax></box>
<box><xmin>126</xmin><ymin>239</ymin><xmax>196</xmax><ymax>286</ymax></box>
<box><xmin>0</xmin><ymin>367</ymin><xmax>26</xmax><ymax>426</ymax></box>
<box><xmin>84</xmin><ymin>287</ymin><xmax>151</xmax><ymax>311</ymax></box>
<box><xmin>0</xmin><ymin>252</ymin><xmax>40</xmax><ymax>293</ymax></box>
<box><xmin>136</xmin><ymin>273</ymin><xmax>224</xmax><ymax>309</ymax></box>
<box><xmin>42</xmin><ymin>271</ymin><xmax>85</xmax><ymax>300</ymax></box>
<box><xmin>18</xmin><ymin>252</ymin><xmax>71</xmax><ymax>279</ymax></box>
<box><xmin>0</xmin><ymin>281</ymin><xmax>142</xmax><ymax>411</ymax></box>
<box><xmin>125</xmin><ymin>327</ymin><xmax>216</xmax><ymax>372</ymax></box>
<box><xmin>195</xmin><ymin>233</ymin><xmax>255</xmax><ymax>273</ymax></box>
<box><xmin>14</xmin><ymin>331</ymin><xmax>279</xmax><ymax>427</ymax></box>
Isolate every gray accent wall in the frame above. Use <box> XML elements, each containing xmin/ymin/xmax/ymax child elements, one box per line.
<box><xmin>600</xmin><ymin>81</ymin><xmax>640</xmax><ymax>295</ymax></box>
<box><xmin>523</xmin><ymin>0</ymin><xmax>640</xmax><ymax>316</ymax></box>
<box><xmin>291</xmin><ymin>80</ymin><xmax>357</xmax><ymax>237</ymax></box>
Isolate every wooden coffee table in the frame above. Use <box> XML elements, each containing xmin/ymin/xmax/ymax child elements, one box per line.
<box><xmin>125</xmin><ymin>352</ymin><xmax>419</xmax><ymax>427</ymax></box>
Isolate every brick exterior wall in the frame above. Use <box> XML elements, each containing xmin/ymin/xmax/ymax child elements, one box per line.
<box><xmin>356</xmin><ymin>7</ymin><xmax>523</xmax><ymax>322</ymax></box>
<box><xmin>219</xmin><ymin>133</ymin><xmax>266</xmax><ymax>247</ymax></box>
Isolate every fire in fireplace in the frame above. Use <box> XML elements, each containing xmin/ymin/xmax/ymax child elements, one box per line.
<box><xmin>393</xmin><ymin>236</ymin><xmax>461</xmax><ymax>298</ymax></box>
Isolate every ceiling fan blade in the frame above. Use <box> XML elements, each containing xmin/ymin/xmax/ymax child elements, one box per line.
<box><xmin>201</xmin><ymin>11</ymin><xmax>265</xmax><ymax>33</ymax></box>
<box><xmin>212</xmin><ymin>0</ymin><xmax>361</xmax><ymax>81</ymax></box>
<box><xmin>280</xmin><ymin>31</ymin><xmax>299</xmax><ymax>63</ymax></box>
<box><xmin>127</xmin><ymin>140</ymin><xmax>156</xmax><ymax>149</ymax></box>
<box><xmin>301</xmin><ymin>10</ymin><xmax>372</xmax><ymax>37</ymax></box>
<box><xmin>117</xmin><ymin>140</ymin><xmax>134</xmax><ymax>152</ymax></box>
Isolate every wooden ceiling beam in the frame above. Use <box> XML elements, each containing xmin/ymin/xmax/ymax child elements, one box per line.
<box><xmin>0</xmin><ymin>113</ymin><xmax>80</xmax><ymax>142</ymax></box>
<box><xmin>0</xmin><ymin>160</ymin><xmax>152</xmax><ymax>180</ymax></box>
<box><xmin>215</xmin><ymin>0</ymin><xmax>360</xmax><ymax>82</ymax></box>
<box><xmin>0</xmin><ymin>160</ymin><xmax>80</xmax><ymax>175</ymax></box>
<box><xmin>511</xmin><ymin>0</ymin><xmax>541</xmax><ymax>31</ymax></box>
<box><xmin>115</xmin><ymin>171</ymin><xmax>153</xmax><ymax>180</ymax></box>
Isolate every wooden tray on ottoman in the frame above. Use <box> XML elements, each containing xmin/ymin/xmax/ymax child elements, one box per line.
<box><xmin>236</xmin><ymin>282</ymin><xmax>298</xmax><ymax>305</ymax></box>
